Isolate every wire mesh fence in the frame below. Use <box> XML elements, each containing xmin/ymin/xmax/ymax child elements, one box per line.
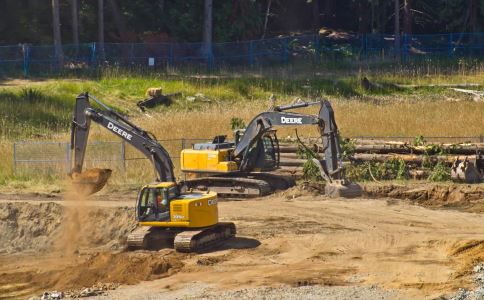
<box><xmin>2</xmin><ymin>32</ymin><xmax>484</xmax><ymax>76</ymax></box>
<box><xmin>12</xmin><ymin>138</ymin><xmax>212</xmax><ymax>179</ymax></box>
<box><xmin>13</xmin><ymin>135</ymin><xmax>484</xmax><ymax>179</ymax></box>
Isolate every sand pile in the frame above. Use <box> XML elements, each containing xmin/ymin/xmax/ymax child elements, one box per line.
<box><xmin>0</xmin><ymin>251</ymin><xmax>184</xmax><ymax>298</ymax></box>
<box><xmin>0</xmin><ymin>202</ymin><xmax>62</xmax><ymax>254</ymax></box>
<box><xmin>364</xmin><ymin>184</ymin><xmax>484</xmax><ymax>211</ymax></box>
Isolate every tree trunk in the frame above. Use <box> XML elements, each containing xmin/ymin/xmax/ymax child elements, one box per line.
<box><xmin>377</xmin><ymin>1</ymin><xmax>387</xmax><ymax>33</ymax></box>
<box><xmin>261</xmin><ymin>0</ymin><xmax>272</xmax><ymax>39</ymax></box>
<box><xmin>203</xmin><ymin>0</ymin><xmax>213</xmax><ymax>57</ymax></box>
<box><xmin>469</xmin><ymin>0</ymin><xmax>478</xmax><ymax>32</ymax></box>
<box><xmin>312</xmin><ymin>0</ymin><xmax>320</xmax><ymax>32</ymax></box>
<box><xmin>52</xmin><ymin>0</ymin><xmax>63</xmax><ymax>66</ymax></box>
<box><xmin>98</xmin><ymin>0</ymin><xmax>105</xmax><ymax>61</ymax></box>
<box><xmin>394</xmin><ymin>0</ymin><xmax>400</xmax><ymax>54</ymax></box>
<box><xmin>71</xmin><ymin>0</ymin><xmax>79</xmax><ymax>54</ymax></box>
<box><xmin>358</xmin><ymin>0</ymin><xmax>371</xmax><ymax>34</ymax></box>
<box><xmin>158</xmin><ymin>0</ymin><xmax>165</xmax><ymax>11</ymax></box>
<box><xmin>403</xmin><ymin>0</ymin><xmax>412</xmax><ymax>34</ymax></box>
<box><xmin>107</xmin><ymin>0</ymin><xmax>128</xmax><ymax>42</ymax></box>
<box><xmin>370</xmin><ymin>0</ymin><xmax>375</xmax><ymax>33</ymax></box>
<box><xmin>323</xmin><ymin>0</ymin><xmax>333</xmax><ymax>27</ymax></box>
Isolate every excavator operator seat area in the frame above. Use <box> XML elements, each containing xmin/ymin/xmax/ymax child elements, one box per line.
<box><xmin>137</xmin><ymin>185</ymin><xmax>219</xmax><ymax>228</ymax></box>
<box><xmin>137</xmin><ymin>185</ymin><xmax>178</xmax><ymax>222</ymax></box>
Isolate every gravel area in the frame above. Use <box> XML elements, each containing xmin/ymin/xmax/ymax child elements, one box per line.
<box><xmin>103</xmin><ymin>283</ymin><xmax>410</xmax><ymax>300</ymax></box>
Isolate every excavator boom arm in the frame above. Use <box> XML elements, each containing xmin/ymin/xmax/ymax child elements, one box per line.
<box><xmin>71</xmin><ymin>93</ymin><xmax>175</xmax><ymax>182</ymax></box>
<box><xmin>233</xmin><ymin>100</ymin><xmax>343</xmax><ymax>180</ymax></box>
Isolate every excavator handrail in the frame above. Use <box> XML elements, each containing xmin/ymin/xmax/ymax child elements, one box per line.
<box><xmin>70</xmin><ymin>92</ymin><xmax>175</xmax><ymax>182</ymax></box>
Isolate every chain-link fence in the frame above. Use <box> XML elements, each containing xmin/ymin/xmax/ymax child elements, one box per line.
<box><xmin>12</xmin><ymin>138</ymin><xmax>210</xmax><ymax>179</ymax></box>
<box><xmin>13</xmin><ymin>136</ymin><xmax>483</xmax><ymax>179</ymax></box>
<box><xmin>2</xmin><ymin>32</ymin><xmax>484</xmax><ymax>76</ymax></box>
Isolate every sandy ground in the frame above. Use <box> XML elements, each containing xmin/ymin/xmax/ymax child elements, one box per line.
<box><xmin>1</xmin><ymin>184</ymin><xmax>484</xmax><ymax>299</ymax></box>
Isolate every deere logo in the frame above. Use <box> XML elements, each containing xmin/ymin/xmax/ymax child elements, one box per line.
<box><xmin>281</xmin><ymin>117</ymin><xmax>303</xmax><ymax>124</ymax></box>
<box><xmin>107</xmin><ymin>122</ymin><xmax>133</xmax><ymax>141</ymax></box>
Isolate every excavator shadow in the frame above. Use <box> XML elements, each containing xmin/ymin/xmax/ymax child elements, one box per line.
<box><xmin>132</xmin><ymin>237</ymin><xmax>261</xmax><ymax>254</ymax></box>
<box><xmin>205</xmin><ymin>237</ymin><xmax>261</xmax><ymax>253</ymax></box>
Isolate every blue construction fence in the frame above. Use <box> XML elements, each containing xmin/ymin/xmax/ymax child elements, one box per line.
<box><xmin>1</xmin><ymin>32</ymin><xmax>484</xmax><ymax>76</ymax></box>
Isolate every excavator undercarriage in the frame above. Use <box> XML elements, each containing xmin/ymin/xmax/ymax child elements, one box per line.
<box><xmin>127</xmin><ymin>222</ymin><xmax>236</xmax><ymax>252</ymax></box>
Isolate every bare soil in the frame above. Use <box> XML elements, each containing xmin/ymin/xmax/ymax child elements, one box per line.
<box><xmin>1</xmin><ymin>183</ymin><xmax>484</xmax><ymax>299</ymax></box>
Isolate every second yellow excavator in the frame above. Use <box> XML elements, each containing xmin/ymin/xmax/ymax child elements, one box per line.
<box><xmin>180</xmin><ymin>99</ymin><xmax>362</xmax><ymax>198</ymax></box>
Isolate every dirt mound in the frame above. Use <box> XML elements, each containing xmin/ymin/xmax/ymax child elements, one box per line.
<box><xmin>449</xmin><ymin>240</ymin><xmax>484</xmax><ymax>277</ymax></box>
<box><xmin>364</xmin><ymin>183</ymin><xmax>484</xmax><ymax>212</ymax></box>
<box><xmin>0</xmin><ymin>251</ymin><xmax>184</xmax><ymax>298</ymax></box>
<box><xmin>44</xmin><ymin>251</ymin><xmax>183</xmax><ymax>289</ymax></box>
<box><xmin>0</xmin><ymin>202</ymin><xmax>135</xmax><ymax>254</ymax></box>
<box><xmin>0</xmin><ymin>202</ymin><xmax>62</xmax><ymax>254</ymax></box>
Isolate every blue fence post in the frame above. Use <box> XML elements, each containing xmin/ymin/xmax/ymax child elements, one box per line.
<box><xmin>90</xmin><ymin>42</ymin><xmax>96</xmax><ymax>66</ymax></box>
<box><xmin>362</xmin><ymin>34</ymin><xmax>368</xmax><ymax>60</ymax></box>
<box><xmin>22</xmin><ymin>44</ymin><xmax>30</xmax><ymax>77</ymax></box>
<box><xmin>314</xmin><ymin>34</ymin><xmax>320</xmax><ymax>63</ymax></box>
<box><xmin>168</xmin><ymin>43</ymin><xmax>174</xmax><ymax>67</ymax></box>
<box><xmin>248</xmin><ymin>40</ymin><xmax>254</xmax><ymax>65</ymax></box>
<box><xmin>206</xmin><ymin>50</ymin><xmax>214</xmax><ymax>70</ymax></box>
<box><xmin>130</xmin><ymin>43</ymin><xmax>135</xmax><ymax>64</ymax></box>
<box><xmin>448</xmin><ymin>33</ymin><xmax>454</xmax><ymax>57</ymax></box>
<box><xmin>402</xmin><ymin>34</ymin><xmax>408</xmax><ymax>62</ymax></box>
<box><xmin>282</xmin><ymin>37</ymin><xmax>289</xmax><ymax>63</ymax></box>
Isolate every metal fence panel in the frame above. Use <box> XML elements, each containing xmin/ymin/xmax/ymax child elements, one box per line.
<box><xmin>4</xmin><ymin>32</ymin><xmax>484</xmax><ymax>75</ymax></box>
<box><xmin>13</xmin><ymin>136</ymin><xmax>484</xmax><ymax>180</ymax></box>
<box><xmin>13</xmin><ymin>141</ymin><xmax>125</xmax><ymax>178</ymax></box>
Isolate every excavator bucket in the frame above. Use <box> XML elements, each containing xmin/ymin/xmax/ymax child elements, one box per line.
<box><xmin>70</xmin><ymin>168</ymin><xmax>112</xmax><ymax>196</ymax></box>
<box><xmin>311</xmin><ymin>158</ymin><xmax>363</xmax><ymax>198</ymax></box>
<box><xmin>324</xmin><ymin>181</ymin><xmax>363</xmax><ymax>198</ymax></box>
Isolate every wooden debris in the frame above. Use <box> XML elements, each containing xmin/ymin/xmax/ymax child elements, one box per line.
<box><xmin>450</xmin><ymin>88</ymin><xmax>484</xmax><ymax>102</ymax></box>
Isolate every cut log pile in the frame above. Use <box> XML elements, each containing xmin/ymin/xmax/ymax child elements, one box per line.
<box><xmin>277</xmin><ymin>139</ymin><xmax>484</xmax><ymax>179</ymax></box>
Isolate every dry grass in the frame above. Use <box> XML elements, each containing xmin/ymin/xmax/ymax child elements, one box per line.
<box><xmin>0</xmin><ymin>66</ymin><xmax>483</xmax><ymax>191</ymax></box>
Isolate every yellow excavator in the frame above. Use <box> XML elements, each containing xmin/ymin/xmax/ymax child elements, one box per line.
<box><xmin>70</xmin><ymin>93</ymin><xmax>235</xmax><ymax>252</ymax></box>
<box><xmin>180</xmin><ymin>99</ymin><xmax>362</xmax><ymax>198</ymax></box>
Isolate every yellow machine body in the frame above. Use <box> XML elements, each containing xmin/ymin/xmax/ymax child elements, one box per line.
<box><xmin>180</xmin><ymin>149</ymin><xmax>238</xmax><ymax>173</ymax></box>
<box><xmin>138</xmin><ymin>182</ymin><xmax>219</xmax><ymax>228</ymax></box>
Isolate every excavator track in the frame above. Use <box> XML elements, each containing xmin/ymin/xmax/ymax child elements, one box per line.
<box><xmin>127</xmin><ymin>226</ymin><xmax>151</xmax><ymax>249</ymax></box>
<box><xmin>182</xmin><ymin>176</ymin><xmax>272</xmax><ymax>197</ymax></box>
<box><xmin>174</xmin><ymin>222</ymin><xmax>236</xmax><ymax>253</ymax></box>
<box><xmin>248</xmin><ymin>172</ymin><xmax>295</xmax><ymax>191</ymax></box>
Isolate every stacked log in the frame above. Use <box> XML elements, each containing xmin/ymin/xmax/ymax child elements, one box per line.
<box><xmin>277</xmin><ymin>140</ymin><xmax>484</xmax><ymax>178</ymax></box>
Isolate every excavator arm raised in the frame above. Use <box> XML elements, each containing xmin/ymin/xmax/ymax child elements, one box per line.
<box><xmin>234</xmin><ymin>100</ymin><xmax>344</xmax><ymax>182</ymax></box>
<box><xmin>70</xmin><ymin>93</ymin><xmax>175</xmax><ymax>194</ymax></box>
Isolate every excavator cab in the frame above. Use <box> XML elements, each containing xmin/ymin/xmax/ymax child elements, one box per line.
<box><xmin>137</xmin><ymin>183</ymin><xmax>179</xmax><ymax>222</ymax></box>
<box><xmin>236</xmin><ymin>129</ymin><xmax>280</xmax><ymax>171</ymax></box>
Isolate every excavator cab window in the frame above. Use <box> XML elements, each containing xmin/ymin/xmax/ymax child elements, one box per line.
<box><xmin>243</xmin><ymin>133</ymin><xmax>278</xmax><ymax>171</ymax></box>
<box><xmin>262</xmin><ymin>134</ymin><xmax>277</xmax><ymax>169</ymax></box>
<box><xmin>137</xmin><ymin>187</ymin><xmax>177</xmax><ymax>222</ymax></box>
